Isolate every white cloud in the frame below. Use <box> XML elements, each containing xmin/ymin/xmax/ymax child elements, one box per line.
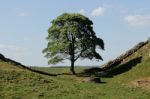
<box><xmin>124</xmin><ymin>15</ymin><xmax>150</xmax><ymax>26</ymax></box>
<box><xmin>79</xmin><ymin>9</ymin><xmax>85</xmax><ymax>15</ymax></box>
<box><xmin>16</xmin><ymin>8</ymin><xmax>27</xmax><ymax>17</ymax></box>
<box><xmin>91</xmin><ymin>7</ymin><xmax>105</xmax><ymax>17</ymax></box>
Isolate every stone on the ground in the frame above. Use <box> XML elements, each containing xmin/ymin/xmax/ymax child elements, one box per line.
<box><xmin>89</xmin><ymin>76</ymin><xmax>101</xmax><ymax>83</ymax></box>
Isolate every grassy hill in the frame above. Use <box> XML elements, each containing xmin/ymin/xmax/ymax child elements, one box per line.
<box><xmin>108</xmin><ymin>38</ymin><xmax>150</xmax><ymax>80</ymax></box>
<box><xmin>107</xmin><ymin>38</ymin><xmax>150</xmax><ymax>91</ymax></box>
<box><xmin>0</xmin><ymin>61</ymin><xmax>59</xmax><ymax>99</ymax></box>
<box><xmin>0</xmin><ymin>38</ymin><xmax>150</xmax><ymax>99</ymax></box>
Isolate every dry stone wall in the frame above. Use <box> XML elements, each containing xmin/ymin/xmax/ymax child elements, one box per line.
<box><xmin>101</xmin><ymin>38</ymin><xmax>150</xmax><ymax>71</ymax></box>
<box><xmin>0</xmin><ymin>53</ymin><xmax>57</xmax><ymax>76</ymax></box>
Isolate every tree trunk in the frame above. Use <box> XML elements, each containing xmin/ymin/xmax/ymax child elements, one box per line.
<box><xmin>70</xmin><ymin>60</ymin><xmax>76</xmax><ymax>74</ymax></box>
<box><xmin>70</xmin><ymin>35</ymin><xmax>76</xmax><ymax>74</ymax></box>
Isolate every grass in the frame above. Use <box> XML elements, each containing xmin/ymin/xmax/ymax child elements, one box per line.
<box><xmin>0</xmin><ymin>41</ymin><xmax>150</xmax><ymax>99</ymax></box>
<box><xmin>1</xmin><ymin>60</ymin><xmax>150</xmax><ymax>99</ymax></box>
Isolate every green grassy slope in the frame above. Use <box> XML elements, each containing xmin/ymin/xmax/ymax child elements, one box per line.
<box><xmin>0</xmin><ymin>61</ymin><xmax>150</xmax><ymax>99</ymax></box>
<box><xmin>0</xmin><ymin>61</ymin><xmax>59</xmax><ymax>99</ymax></box>
<box><xmin>0</xmin><ymin>39</ymin><xmax>150</xmax><ymax>99</ymax></box>
<box><xmin>108</xmin><ymin>39</ymin><xmax>150</xmax><ymax>82</ymax></box>
<box><xmin>32</xmin><ymin>38</ymin><xmax>150</xmax><ymax>98</ymax></box>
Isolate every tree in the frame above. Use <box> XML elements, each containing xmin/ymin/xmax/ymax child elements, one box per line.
<box><xmin>43</xmin><ymin>13</ymin><xmax>104</xmax><ymax>74</ymax></box>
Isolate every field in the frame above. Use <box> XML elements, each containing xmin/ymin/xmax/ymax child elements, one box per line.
<box><xmin>0</xmin><ymin>61</ymin><xmax>150</xmax><ymax>99</ymax></box>
<box><xmin>0</xmin><ymin>40</ymin><xmax>150</xmax><ymax>99</ymax></box>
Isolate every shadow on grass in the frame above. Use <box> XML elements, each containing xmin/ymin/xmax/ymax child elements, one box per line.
<box><xmin>107</xmin><ymin>56</ymin><xmax>142</xmax><ymax>76</ymax></box>
<box><xmin>55</xmin><ymin>67</ymin><xmax>103</xmax><ymax>77</ymax></box>
<box><xmin>57</xmin><ymin>72</ymin><xmax>73</xmax><ymax>75</ymax></box>
<box><xmin>75</xmin><ymin>67</ymin><xmax>103</xmax><ymax>77</ymax></box>
<box><xmin>30</xmin><ymin>56</ymin><xmax>142</xmax><ymax>78</ymax></box>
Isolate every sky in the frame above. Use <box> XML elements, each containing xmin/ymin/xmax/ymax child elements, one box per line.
<box><xmin>0</xmin><ymin>0</ymin><xmax>150</xmax><ymax>66</ymax></box>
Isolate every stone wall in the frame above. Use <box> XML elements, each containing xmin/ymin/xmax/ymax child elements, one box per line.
<box><xmin>0</xmin><ymin>53</ymin><xmax>5</xmax><ymax>61</ymax></box>
<box><xmin>101</xmin><ymin>38</ymin><xmax>149</xmax><ymax>71</ymax></box>
<box><xmin>0</xmin><ymin>53</ymin><xmax>57</xmax><ymax>76</ymax></box>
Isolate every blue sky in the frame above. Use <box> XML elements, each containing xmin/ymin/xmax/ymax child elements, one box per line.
<box><xmin>0</xmin><ymin>0</ymin><xmax>150</xmax><ymax>66</ymax></box>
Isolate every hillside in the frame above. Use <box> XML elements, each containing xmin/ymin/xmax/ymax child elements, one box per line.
<box><xmin>102</xmin><ymin>38</ymin><xmax>150</xmax><ymax>91</ymax></box>
<box><xmin>105</xmin><ymin>38</ymin><xmax>150</xmax><ymax>76</ymax></box>
<box><xmin>0</xmin><ymin>59</ymin><xmax>60</xmax><ymax>99</ymax></box>
<box><xmin>102</xmin><ymin>38</ymin><xmax>150</xmax><ymax>71</ymax></box>
<box><xmin>0</xmin><ymin>38</ymin><xmax>150</xmax><ymax>99</ymax></box>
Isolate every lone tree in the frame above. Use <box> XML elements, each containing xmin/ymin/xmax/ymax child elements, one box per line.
<box><xmin>43</xmin><ymin>13</ymin><xmax>104</xmax><ymax>74</ymax></box>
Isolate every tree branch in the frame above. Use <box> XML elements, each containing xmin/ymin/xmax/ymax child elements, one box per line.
<box><xmin>74</xmin><ymin>49</ymin><xmax>86</xmax><ymax>61</ymax></box>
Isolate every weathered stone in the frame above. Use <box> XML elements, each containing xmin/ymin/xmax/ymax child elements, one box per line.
<box><xmin>89</xmin><ymin>76</ymin><xmax>101</xmax><ymax>83</ymax></box>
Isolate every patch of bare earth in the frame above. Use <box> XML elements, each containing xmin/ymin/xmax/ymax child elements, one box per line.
<box><xmin>130</xmin><ymin>77</ymin><xmax>150</xmax><ymax>91</ymax></box>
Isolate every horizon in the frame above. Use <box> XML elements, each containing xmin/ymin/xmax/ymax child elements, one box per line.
<box><xmin>0</xmin><ymin>0</ymin><xmax>150</xmax><ymax>66</ymax></box>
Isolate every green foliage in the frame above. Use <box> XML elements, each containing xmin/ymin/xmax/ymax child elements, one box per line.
<box><xmin>43</xmin><ymin>13</ymin><xmax>104</xmax><ymax>65</ymax></box>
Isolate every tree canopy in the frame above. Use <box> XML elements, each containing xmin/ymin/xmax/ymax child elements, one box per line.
<box><xmin>43</xmin><ymin>13</ymin><xmax>104</xmax><ymax>74</ymax></box>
